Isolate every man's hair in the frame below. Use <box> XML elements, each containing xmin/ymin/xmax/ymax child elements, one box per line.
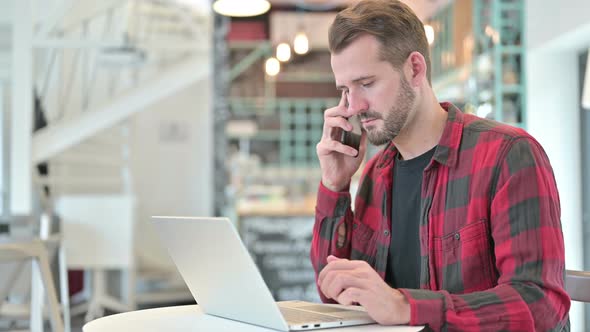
<box><xmin>329</xmin><ymin>0</ymin><xmax>431</xmax><ymax>84</ymax></box>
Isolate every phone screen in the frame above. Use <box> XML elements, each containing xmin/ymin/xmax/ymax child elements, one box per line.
<box><xmin>340</xmin><ymin>115</ymin><xmax>362</xmax><ymax>153</ymax></box>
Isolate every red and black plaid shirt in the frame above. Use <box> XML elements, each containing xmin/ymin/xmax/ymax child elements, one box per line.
<box><xmin>311</xmin><ymin>103</ymin><xmax>570</xmax><ymax>331</ymax></box>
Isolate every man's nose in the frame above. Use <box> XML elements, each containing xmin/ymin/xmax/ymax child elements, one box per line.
<box><xmin>347</xmin><ymin>92</ymin><xmax>368</xmax><ymax>115</ymax></box>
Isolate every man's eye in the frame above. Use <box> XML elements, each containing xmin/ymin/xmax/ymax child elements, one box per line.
<box><xmin>361</xmin><ymin>82</ymin><xmax>373</xmax><ymax>88</ymax></box>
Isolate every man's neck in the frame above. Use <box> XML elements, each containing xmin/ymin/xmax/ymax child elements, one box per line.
<box><xmin>393</xmin><ymin>94</ymin><xmax>448</xmax><ymax>161</ymax></box>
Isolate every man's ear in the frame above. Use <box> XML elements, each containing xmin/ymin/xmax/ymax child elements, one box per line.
<box><xmin>405</xmin><ymin>51</ymin><xmax>427</xmax><ymax>87</ymax></box>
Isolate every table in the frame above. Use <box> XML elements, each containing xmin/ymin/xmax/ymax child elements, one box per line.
<box><xmin>83</xmin><ymin>305</ymin><xmax>425</xmax><ymax>331</ymax></box>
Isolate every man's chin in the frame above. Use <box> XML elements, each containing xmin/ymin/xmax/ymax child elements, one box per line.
<box><xmin>367</xmin><ymin>132</ymin><xmax>394</xmax><ymax>146</ymax></box>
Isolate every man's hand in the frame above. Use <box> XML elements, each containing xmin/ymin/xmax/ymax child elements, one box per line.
<box><xmin>316</xmin><ymin>92</ymin><xmax>367</xmax><ymax>192</ymax></box>
<box><xmin>318</xmin><ymin>255</ymin><xmax>411</xmax><ymax>325</ymax></box>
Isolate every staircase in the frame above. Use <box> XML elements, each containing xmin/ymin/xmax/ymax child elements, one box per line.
<box><xmin>0</xmin><ymin>0</ymin><xmax>212</xmax><ymax>321</ymax></box>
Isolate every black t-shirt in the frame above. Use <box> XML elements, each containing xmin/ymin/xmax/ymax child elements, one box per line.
<box><xmin>385</xmin><ymin>146</ymin><xmax>436</xmax><ymax>289</ymax></box>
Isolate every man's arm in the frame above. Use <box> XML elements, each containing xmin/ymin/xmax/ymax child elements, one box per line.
<box><xmin>310</xmin><ymin>182</ymin><xmax>354</xmax><ymax>302</ymax></box>
<box><xmin>399</xmin><ymin>137</ymin><xmax>570</xmax><ymax>331</ymax></box>
<box><xmin>312</xmin><ymin>92</ymin><xmax>369</xmax><ymax>302</ymax></box>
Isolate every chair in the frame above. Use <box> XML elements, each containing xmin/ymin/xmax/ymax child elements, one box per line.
<box><xmin>565</xmin><ymin>269</ymin><xmax>590</xmax><ymax>302</ymax></box>
<box><xmin>0</xmin><ymin>239</ymin><xmax>65</xmax><ymax>332</ymax></box>
<box><xmin>0</xmin><ymin>213</ymin><xmax>70</xmax><ymax>332</ymax></box>
<box><xmin>56</xmin><ymin>194</ymin><xmax>136</xmax><ymax>322</ymax></box>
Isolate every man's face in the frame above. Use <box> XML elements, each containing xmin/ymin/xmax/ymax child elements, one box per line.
<box><xmin>331</xmin><ymin>34</ymin><xmax>416</xmax><ymax>146</ymax></box>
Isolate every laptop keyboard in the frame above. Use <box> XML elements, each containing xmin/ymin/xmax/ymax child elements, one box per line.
<box><xmin>279</xmin><ymin>307</ymin><xmax>340</xmax><ymax>324</ymax></box>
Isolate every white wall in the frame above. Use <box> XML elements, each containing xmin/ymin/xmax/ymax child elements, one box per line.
<box><xmin>527</xmin><ymin>0</ymin><xmax>590</xmax><ymax>52</ymax></box>
<box><xmin>526</xmin><ymin>0</ymin><xmax>590</xmax><ymax>329</ymax></box>
<box><xmin>527</xmin><ymin>50</ymin><xmax>583</xmax><ymax>272</ymax></box>
<box><xmin>526</xmin><ymin>51</ymin><xmax>585</xmax><ymax>332</ymax></box>
<box><xmin>130</xmin><ymin>78</ymin><xmax>213</xmax><ymax>268</ymax></box>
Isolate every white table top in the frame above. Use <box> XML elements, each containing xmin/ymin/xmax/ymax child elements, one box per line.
<box><xmin>83</xmin><ymin>305</ymin><xmax>425</xmax><ymax>332</ymax></box>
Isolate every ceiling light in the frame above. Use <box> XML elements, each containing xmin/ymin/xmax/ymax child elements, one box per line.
<box><xmin>265</xmin><ymin>57</ymin><xmax>280</xmax><ymax>76</ymax></box>
<box><xmin>213</xmin><ymin>0</ymin><xmax>270</xmax><ymax>17</ymax></box>
<box><xmin>276</xmin><ymin>43</ymin><xmax>291</xmax><ymax>62</ymax></box>
<box><xmin>293</xmin><ymin>31</ymin><xmax>309</xmax><ymax>55</ymax></box>
<box><xmin>424</xmin><ymin>24</ymin><xmax>435</xmax><ymax>45</ymax></box>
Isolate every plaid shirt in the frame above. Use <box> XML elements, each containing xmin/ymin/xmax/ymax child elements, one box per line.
<box><xmin>311</xmin><ymin>103</ymin><xmax>570</xmax><ymax>331</ymax></box>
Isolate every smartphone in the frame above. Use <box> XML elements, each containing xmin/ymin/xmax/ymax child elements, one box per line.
<box><xmin>340</xmin><ymin>115</ymin><xmax>362</xmax><ymax>153</ymax></box>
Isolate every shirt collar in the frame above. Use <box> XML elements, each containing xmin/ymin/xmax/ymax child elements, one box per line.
<box><xmin>432</xmin><ymin>102</ymin><xmax>463</xmax><ymax>169</ymax></box>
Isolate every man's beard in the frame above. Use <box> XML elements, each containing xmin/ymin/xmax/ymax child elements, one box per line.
<box><xmin>361</xmin><ymin>77</ymin><xmax>416</xmax><ymax>146</ymax></box>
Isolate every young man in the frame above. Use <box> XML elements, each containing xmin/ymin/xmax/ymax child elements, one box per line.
<box><xmin>311</xmin><ymin>0</ymin><xmax>571</xmax><ymax>330</ymax></box>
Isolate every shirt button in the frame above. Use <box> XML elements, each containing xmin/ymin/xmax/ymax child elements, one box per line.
<box><xmin>454</xmin><ymin>233</ymin><xmax>460</xmax><ymax>240</ymax></box>
<box><xmin>384</xmin><ymin>230</ymin><xmax>390</xmax><ymax>236</ymax></box>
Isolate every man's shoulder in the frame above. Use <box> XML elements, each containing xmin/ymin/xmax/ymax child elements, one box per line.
<box><xmin>457</xmin><ymin>113</ymin><xmax>549</xmax><ymax>164</ymax></box>
<box><xmin>462</xmin><ymin>112</ymin><xmax>531</xmax><ymax>141</ymax></box>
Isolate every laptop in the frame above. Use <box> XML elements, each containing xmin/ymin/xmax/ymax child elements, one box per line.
<box><xmin>151</xmin><ymin>216</ymin><xmax>377</xmax><ymax>331</ymax></box>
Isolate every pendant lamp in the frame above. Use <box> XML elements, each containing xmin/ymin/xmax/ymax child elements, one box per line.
<box><xmin>213</xmin><ymin>0</ymin><xmax>271</xmax><ymax>17</ymax></box>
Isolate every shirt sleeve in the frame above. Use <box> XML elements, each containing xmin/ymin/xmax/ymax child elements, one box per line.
<box><xmin>310</xmin><ymin>181</ymin><xmax>354</xmax><ymax>303</ymax></box>
<box><xmin>399</xmin><ymin>137</ymin><xmax>570</xmax><ymax>331</ymax></box>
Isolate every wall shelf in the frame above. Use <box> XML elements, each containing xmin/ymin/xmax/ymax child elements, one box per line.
<box><xmin>430</xmin><ymin>0</ymin><xmax>526</xmax><ymax>128</ymax></box>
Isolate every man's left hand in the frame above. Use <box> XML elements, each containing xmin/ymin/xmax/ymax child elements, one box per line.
<box><xmin>317</xmin><ymin>255</ymin><xmax>411</xmax><ymax>325</ymax></box>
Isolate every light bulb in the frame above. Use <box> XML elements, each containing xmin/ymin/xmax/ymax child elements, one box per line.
<box><xmin>276</xmin><ymin>43</ymin><xmax>291</xmax><ymax>62</ymax></box>
<box><xmin>265</xmin><ymin>57</ymin><xmax>280</xmax><ymax>76</ymax></box>
<box><xmin>293</xmin><ymin>31</ymin><xmax>309</xmax><ymax>55</ymax></box>
<box><xmin>424</xmin><ymin>24</ymin><xmax>435</xmax><ymax>45</ymax></box>
<box><xmin>213</xmin><ymin>0</ymin><xmax>270</xmax><ymax>17</ymax></box>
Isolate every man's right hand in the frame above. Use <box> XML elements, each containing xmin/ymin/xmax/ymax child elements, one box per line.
<box><xmin>316</xmin><ymin>92</ymin><xmax>367</xmax><ymax>192</ymax></box>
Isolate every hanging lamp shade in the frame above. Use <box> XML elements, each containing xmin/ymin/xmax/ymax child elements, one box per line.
<box><xmin>276</xmin><ymin>43</ymin><xmax>291</xmax><ymax>62</ymax></box>
<box><xmin>293</xmin><ymin>31</ymin><xmax>309</xmax><ymax>55</ymax></box>
<box><xmin>213</xmin><ymin>0</ymin><xmax>271</xmax><ymax>17</ymax></box>
<box><xmin>265</xmin><ymin>57</ymin><xmax>280</xmax><ymax>76</ymax></box>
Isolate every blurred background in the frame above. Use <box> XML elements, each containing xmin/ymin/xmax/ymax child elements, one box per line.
<box><xmin>0</xmin><ymin>0</ymin><xmax>589</xmax><ymax>330</ymax></box>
